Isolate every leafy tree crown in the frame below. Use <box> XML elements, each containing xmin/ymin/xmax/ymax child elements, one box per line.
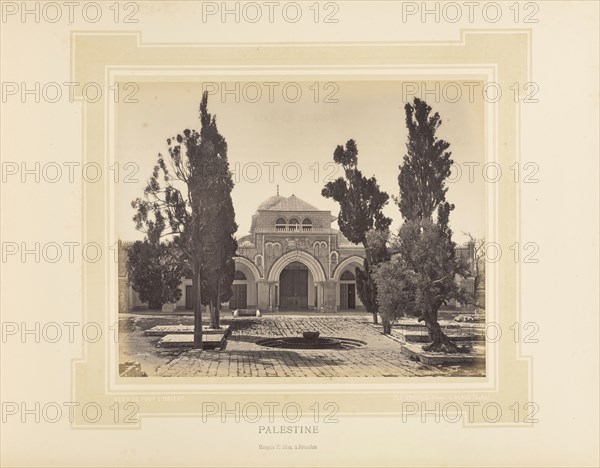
<box><xmin>322</xmin><ymin>139</ymin><xmax>392</xmax><ymax>245</ymax></box>
<box><xmin>398</xmin><ymin>98</ymin><xmax>454</xmax><ymax>223</ymax></box>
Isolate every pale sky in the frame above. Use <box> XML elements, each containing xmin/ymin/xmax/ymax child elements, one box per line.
<box><xmin>116</xmin><ymin>80</ymin><xmax>485</xmax><ymax>244</ymax></box>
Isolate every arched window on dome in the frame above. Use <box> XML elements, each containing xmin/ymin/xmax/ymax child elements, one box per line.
<box><xmin>288</xmin><ymin>218</ymin><xmax>299</xmax><ymax>231</ymax></box>
<box><xmin>302</xmin><ymin>218</ymin><xmax>312</xmax><ymax>231</ymax></box>
<box><xmin>275</xmin><ymin>217</ymin><xmax>286</xmax><ymax>231</ymax></box>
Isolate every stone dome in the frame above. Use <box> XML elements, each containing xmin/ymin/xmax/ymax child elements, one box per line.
<box><xmin>257</xmin><ymin>195</ymin><xmax>285</xmax><ymax>211</ymax></box>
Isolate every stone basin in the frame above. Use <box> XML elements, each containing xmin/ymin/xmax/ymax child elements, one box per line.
<box><xmin>280</xmin><ymin>336</ymin><xmax>341</xmax><ymax>349</ymax></box>
<box><xmin>255</xmin><ymin>336</ymin><xmax>366</xmax><ymax>350</ymax></box>
<box><xmin>302</xmin><ymin>331</ymin><xmax>320</xmax><ymax>341</ymax></box>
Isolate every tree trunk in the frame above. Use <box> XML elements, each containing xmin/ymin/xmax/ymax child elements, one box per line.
<box><xmin>209</xmin><ymin>300</ymin><xmax>218</xmax><ymax>329</ymax></box>
<box><xmin>193</xmin><ymin>264</ymin><xmax>203</xmax><ymax>349</ymax></box>
<box><xmin>369</xmin><ymin>272</ymin><xmax>378</xmax><ymax>325</ymax></box>
<box><xmin>215</xmin><ymin>281</ymin><xmax>221</xmax><ymax>328</ymax></box>
<box><xmin>382</xmin><ymin>317</ymin><xmax>392</xmax><ymax>334</ymax></box>
<box><xmin>420</xmin><ymin>308</ymin><xmax>458</xmax><ymax>353</ymax></box>
<box><xmin>363</xmin><ymin>247</ymin><xmax>379</xmax><ymax>325</ymax></box>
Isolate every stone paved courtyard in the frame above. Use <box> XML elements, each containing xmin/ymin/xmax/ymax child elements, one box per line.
<box><xmin>120</xmin><ymin>313</ymin><xmax>485</xmax><ymax>377</ymax></box>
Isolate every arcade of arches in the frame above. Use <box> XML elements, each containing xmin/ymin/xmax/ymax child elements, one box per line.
<box><xmin>228</xmin><ymin>254</ymin><xmax>365</xmax><ymax>312</ymax></box>
<box><xmin>119</xmin><ymin>193</ymin><xmax>476</xmax><ymax>313</ymax></box>
<box><xmin>119</xmin><ymin>194</ymin><xmax>367</xmax><ymax>312</ymax></box>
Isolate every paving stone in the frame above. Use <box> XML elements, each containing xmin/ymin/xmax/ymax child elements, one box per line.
<box><xmin>154</xmin><ymin>316</ymin><xmax>484</xmax><ymax>377</ymax></box>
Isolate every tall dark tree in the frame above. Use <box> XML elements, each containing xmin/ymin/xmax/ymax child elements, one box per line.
<box><xmin>126</xmin><ymin>238</ymin><xmax>184</xmax><ymax>310</ymax></box>
<box><xmin>193</xmin><ymin>92</ymin><xmax>238</xmax><ymax>329</ymax></box>
<box><xmin>132</xmin><ymin>92</ymin><xmax>235</xmax><ymax>348</ymax></box>
<box><xmin>397</xmin><ymin>98</ymin><xmax>454</xmax><ymax>220</ymax></box>
<box><xmin>322</xmin><ymin>139</ymin><xmax>391</xmax><ymax>324</ymax></box>
<box><xmin>393</xmin><ymin>216</ymin><xmax>471</xmax><ymax>351</ymax></box>
<box><xmin>376</xmin><ymin>97</ymin><xmax>471</xmax><ymax>352</ymax></box>
<box><xmin>200</xmin><ymin>183</ymin><xmax>238</xmax><ymax>328</ymax></box>
<box><xmin>201</xmin><ymin>255</ymin><xmax>235</xmax><ymax>327</ymax></box>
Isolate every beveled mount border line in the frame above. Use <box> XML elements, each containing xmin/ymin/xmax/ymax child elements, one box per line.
<box><xmin>71</xmin><ymin>30</ymin><xmax>530</xmax><ymax>426</ymax></box>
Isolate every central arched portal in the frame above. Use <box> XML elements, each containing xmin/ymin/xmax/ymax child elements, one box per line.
<box><xmin>279</xmin><ymin>261</ymin><xmax>309</xmax><ymax>309</ymax></box>
<box><xmin>268</xmin><ymin>251</ymin><xmax>327</xmax><ymax>311</ymax></box>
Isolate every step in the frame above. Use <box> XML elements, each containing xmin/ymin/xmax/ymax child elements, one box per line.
<box><xmin>400</xmin><ymin>342</ymin><xmax>485</xmax><ymax>366</ymax></box>
<box><xmin>145</xmin><ymin>324</ymin><xmax>230</xmax><ymax>336</ymax></box>
<box><xmin>156</xmin><ymin>330</ymin><xmax>228</xmax><ymax>349</ymax></box>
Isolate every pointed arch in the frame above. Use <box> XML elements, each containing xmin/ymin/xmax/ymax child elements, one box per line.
<box><xmin>332</xmin><ymin>255</ymin><xmax>365</xmax><ymax>281</ymax></box>
<box><xmin>234</xmin><ymin>256</ymin><xmax>261</xmax><ymax>281</ymax></box>
<box><xmin>267</xmin><ymin>251</ymin><xmax>326</xmax><ymax>282</ymax></box>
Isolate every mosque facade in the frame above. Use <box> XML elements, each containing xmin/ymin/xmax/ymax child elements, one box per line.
<box><xmin>119</xmin><ymin>193</ymin><xmax>476</xmax><ymax>312</ymax></box>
